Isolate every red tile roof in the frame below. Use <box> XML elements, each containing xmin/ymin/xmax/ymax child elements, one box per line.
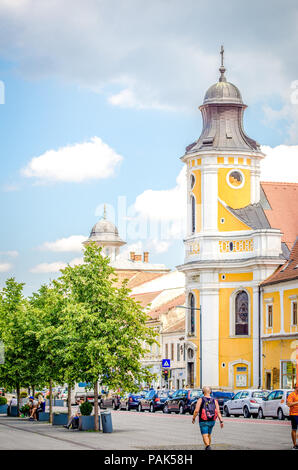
<box><xmin>113</xmin><ymin>270</ymin><xmax>166</xmax><ymax>289</ymax></box>
<box><xmin>148</xmin><ymin>294</ymin><xmax>186</xmax><ymax>320</ymax></box>
<box><xmin>261</xmin><ymin>182</ymin><xmax>298</xmax><ymax>249</ymax></box>
<box><xmin>163</xmin><ymin>318</ymin><xmax>185</xmax><ymax>334</ymax></box>
<box><xmin>131</xmin><ymin>290</ymin><xmax>163</xmax><ymax>308</ymax></box>
<box><xmin>261</xmin><ymin>237</ymin><xmax>298</xmax><ymax>286</ymax></box>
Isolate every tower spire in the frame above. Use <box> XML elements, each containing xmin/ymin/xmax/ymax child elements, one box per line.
<box><xmin>219</xmin><ymin>45</ymin><xmax>226</xmax><ymax>82</ymax></box>
<box><xmin>103</xmin><ymin>204</ymin><xmax>107</xmax><ymax>220</ymax></box>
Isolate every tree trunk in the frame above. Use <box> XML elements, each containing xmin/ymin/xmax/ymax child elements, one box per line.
<box><xmin>94</xmin><ymin>381</ymin><xmax>99</xmax><ymax>431</ymax></box>
<box><xmin>49</xmin><ymin>379</ymin><xmax>53</xmax><ymax>424</ymax></box>
<box><xmin>16</xmin><ymin>384</ymin><xmax>20</xmax><ymax>417</ymax></box>
<box><xmin>67</xmin><ymin>383</ymin><xmax>72</xmax><ymax>420</ymax></box>
<box><xmin>32</xmin><ymin>386</ymin><xmax>35</xmax><ymax>398</ymax></box>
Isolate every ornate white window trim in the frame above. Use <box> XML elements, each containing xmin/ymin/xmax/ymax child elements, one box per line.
<box><xmin>291</xmin><ymin>300</ymin><xmax>298</xmax><ymax>327</ymax></box>
<box><xmin>266</xmin><ymin>303</ymin><xmax>273</xmax><ymax>329</ymax></box>
<box><xmin>229</xmin><ymin>288</ymin><xmax>251</xmax><ymax>337</ymax></box>
<box><xmin>228</xmin><ymin>359</ymin><xmax>251</xmax><ymax>388</ymax></box>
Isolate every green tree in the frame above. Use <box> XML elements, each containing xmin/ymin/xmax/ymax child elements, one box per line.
<box><xmin>28</xmin><ymin>283</ymin><xmax>81</xmax><ymax>422</ymax></box>
<box><xmin>58</xmin><ymin>243</ymin><xmax>157</xmax><ymax>430</ymax></box>
<box><xmin>0</xmin><ymin>278</ymin><xmax>41</xmax><ymax>412</ymax></box>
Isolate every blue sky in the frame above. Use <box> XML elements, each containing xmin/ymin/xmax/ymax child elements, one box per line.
<box><xmin>0</xmin><ymin>0</ymin><xmax>298</xmax><ymax>295</ymax></box>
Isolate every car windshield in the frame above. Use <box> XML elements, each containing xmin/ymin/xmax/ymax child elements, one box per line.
<box><xmin>191</xmin><ymin>390</ymin><xmax>203</xmax><ymax>398</ymax></box>
<box><xmin>252</xmin><ymin>391</ymin><xmax>268</xmax><ymax>398</ymax></box>
<box><xmin>145</xmin><ymin>391</ymin><xmax>155</xmax><ymax>399</ymax></box>
<box><xmin>158</xmin><ymin>391</ymin><xmax>169</xmax><ymax>398</ymax></box>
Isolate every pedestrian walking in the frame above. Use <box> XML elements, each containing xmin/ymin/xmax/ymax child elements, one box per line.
<box><xmin>192</xmin><ymin>386</ymin><xmax>224</xmax><ymax>450</ymax></box>
<box><xmin>286</xmin><ymin>383</ymin><xmax>298</xmax><ymax>450</ymax></box>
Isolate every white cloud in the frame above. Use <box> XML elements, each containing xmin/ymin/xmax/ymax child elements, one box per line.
<box><xmin>69</xmin><ymin>257</ymin><xmax>84</xmax><ymax>267</ymax></box>
<box><xmin>39</xmin><ymin>235</ymin><xmax>86</xmax><ymax>252</ymax></box>
<box><xmin>30</xmin><ymin>261</ymin><xmax>67</xmax><ymax>273</ymax></box>
<box><xmin>0</xmin><ymin>251</ymin><xmax>18</xmax><ymax>257</ymax></box>
<box><xmin>261</xmin><ymin>145</ymin><xmax>298</xmax><ymax>183</ymax></box>
<box><xmin>133</xmin><ymin>166</ymin><xmax>187</xmax><ymax>240</ymax></box>
<box><xmin>0</xmin><ymin>263</ymin><xmax>13</xmax><ymax>272</ymax></box>
<box><xmin>30</xmin><ymin>256</ymin><xmax>84</xmax><ymax>273</ymax></box>
<box><xmin>147</xmin><ymin>239</ymin><xmax>171</xmax><ymax>254</ymax></box>
<box><xmin>108</xmin><ymin>88</ymin><xmax>174</xmax><ymax>111</ymax></box>
<box><xmin>0</xmin><ymin>0</ymin><xmax>297</xmax><ymax>115</ymax></box>
<box><xmin>22</xmin><ymin>137</ymin><xmax>123</xmax><ymax>183</ymax></box>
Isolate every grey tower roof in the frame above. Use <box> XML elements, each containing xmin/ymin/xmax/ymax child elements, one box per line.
<box><xmin>227</xmin><ymin>202</ymin><xmax>271</xmax><ymax>230</ymax></box>
<box><xmin>185</xmin><ymin>48</ymin><xmax>261</xmax><ymax>154</ymax></box>
<box><xmin>85</xmin><ymin>207</ymin><xmax>126</xmax><ymax>246</ymax></box>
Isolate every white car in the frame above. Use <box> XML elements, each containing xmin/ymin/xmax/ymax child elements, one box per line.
<box><xmin>257</xmin><ymin>389</ymin><xmax>293</xmax><ymax>420</ymax></box>
<box><xmin>224</xmin><ymin>389</ymin><xmax>269</xmax><ymax>418</ymax></box>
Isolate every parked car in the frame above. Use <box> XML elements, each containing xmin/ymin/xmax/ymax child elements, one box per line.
<box><xmin>224</xmin><ymin>389</ymin><xmax>269</xmax><ymax>418</ymax></box>
<box><xmin>138</xmin><ymin>389</ymin><xmax>173</xmax><ymax>412</ymax></box>
<box><xmin>100</xmin><ymin>391</ymin><xmax>121</xmax><ymax>410</ymax></box>
<box><xmin>163</xmin><ymin>389</ymin><xmax>203</xmax><ymax>414</ymax></box>
<box><xmin>75</xmin><ymin>390</ymin><xmax>103</xmax><ymax>405</ymax></box>
<box><xmin>189</xmin><ymin>390</ymin><xmax>234</xmax><ymax>414</ymax></box>
<box><xmin>257</xmin><ymin>389</ymin><xmax>293</xmax><ymax>420</ymax></box>
<box><xmin>119</xmin><ymin>391</ymin><xmax>147</xmax><ymax>411</ymax></box>
<box><xmin>212</xmin><ymin>391</ymin><xmax>235</xmax><ymax>413</ymax></box>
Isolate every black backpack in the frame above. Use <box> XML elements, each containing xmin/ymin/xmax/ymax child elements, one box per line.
<box><xmin>200</xmin><ymin>396</ymin><xmax>217</xmax><ymax>421</ymax></box>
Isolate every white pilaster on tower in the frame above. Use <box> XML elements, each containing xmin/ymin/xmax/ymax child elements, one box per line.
<box><xmin>200</xmin><ymin>284</ymin><xmax>219</xmax><ymax>387</ymax></box>
<box><xmin>202</xmin><ymin>164</ymin><xmax>218</xmax><ymax>232</ymax></box>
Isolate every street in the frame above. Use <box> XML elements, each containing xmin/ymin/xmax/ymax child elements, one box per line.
<box><xmin>0</xmin><ymin>409</ymin><xmax>293</xmax><ymax>450</ymax></box>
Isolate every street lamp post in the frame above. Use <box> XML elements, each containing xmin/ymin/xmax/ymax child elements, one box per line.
<box><xmin>177</xmin><ymin>305</ymin><xmax>202</xmax><ymax>389</ymax></box>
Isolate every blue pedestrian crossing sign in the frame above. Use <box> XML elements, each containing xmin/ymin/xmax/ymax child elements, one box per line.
<box><xmin>162</xmin><ymin>359</ymin><xmax>171</xmax><ymax>367</ymax></box>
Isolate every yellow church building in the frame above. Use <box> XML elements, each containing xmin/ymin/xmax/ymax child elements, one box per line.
<box><xmin>178</xmin><ymin>50</ymin><xmax>298</xmax><ymax>391</ymax></box>
<box><xmin>261</xmin><ymin>238</ymin><xmax>298</xmax><ymax>390</ymax></box>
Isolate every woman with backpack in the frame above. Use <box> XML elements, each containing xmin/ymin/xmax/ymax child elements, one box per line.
<box><xmin>192</xmin><ymin>386</ymin><xmax>224</xmax><ymax>450</ymax></box>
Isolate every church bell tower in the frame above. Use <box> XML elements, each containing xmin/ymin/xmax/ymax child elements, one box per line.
<box><xmin>178</xmin><ymin>47</ymin><xmax>283</xmax><ymax>390</ymax></box>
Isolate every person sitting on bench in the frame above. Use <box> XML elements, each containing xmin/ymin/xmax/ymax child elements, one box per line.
<box><xmin>36</xmin><ymin>395</ymin><xmax>46</xmax><ymax>420</ymax></box>
<box><xmin>64</xmin><ymin>399</ymin><xmax>84</xmax><ymax>429</ymax></box>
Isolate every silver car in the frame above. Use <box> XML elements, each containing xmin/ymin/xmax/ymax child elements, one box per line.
<box><xmin>224</xmin><ymin>389</ymin><xmax>269</xmax><ymax>418</ymax></box>
<box><xmin>257</xmin><ymin>389</ymin><xmax>293</xmax><ymax>420</ymax></box>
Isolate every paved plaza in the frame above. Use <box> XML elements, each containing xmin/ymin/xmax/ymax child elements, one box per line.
<box><xmin>0</xmin><ymin>409</ymin><xmax>293</xmax><ymax>450</ymax></box>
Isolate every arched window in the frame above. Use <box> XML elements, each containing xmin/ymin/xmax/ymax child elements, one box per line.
<box><xmin>189</xmin><ymin>293</ymin><xmax>195</xmax><ymax>335</ymax></box>
<box><xmin>191</xmin><ymin>195</ymin><xmax>195</xmax><ymax>233</ymax></box>
<box><xmin>235</xmin><ymin>291</ymin><xmax>249</xmax><ymax>335</ymax></box>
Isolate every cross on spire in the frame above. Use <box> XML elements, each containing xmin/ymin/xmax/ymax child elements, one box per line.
<box><xmin>220</xmin><ymin>45</ymin><xmax>224</xmax><ymax>67</ymax></box>
<box><xmin>103</xmin><ymin>204</ymin><xmax>107</xmax><ymax>219</ymax></box>
<box><xmin>219</xmin><ymin>45</ymin><xmax>226</xmax><ymax>82</ymax></box>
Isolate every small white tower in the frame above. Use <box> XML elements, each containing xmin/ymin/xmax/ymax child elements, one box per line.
<box><xmin>83</xmin><ymin>205</ymin><xmax>126</xmax><ymax>261</ymax></box>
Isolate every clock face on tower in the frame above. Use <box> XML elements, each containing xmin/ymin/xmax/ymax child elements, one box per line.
<box><xmin>227</xmin><ymin>169</ymin><xmax>244</xmax><ymax>188</ymax></box>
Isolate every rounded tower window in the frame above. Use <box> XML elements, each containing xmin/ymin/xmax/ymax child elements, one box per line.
<box><xmin>226</xmin><ymin>169</ymin><xmax>245</xmax><ymax>189</ymax></box>
<box><xmin>190</xmin><ymin>174</ymin><xmax>195</xmax><ymax>189</ymax></box>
